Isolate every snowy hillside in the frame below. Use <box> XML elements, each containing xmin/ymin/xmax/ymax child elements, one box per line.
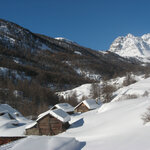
<box><xmin>60</xmin><ymin>98</ymin><xmax>150</xmax><ymax>150</ymax></box>
<box><xmin>112</xmin><ymin>76</ymin><xmax>150</xmax><ymax>102</ymax></box>
<box><xmin>1</xmin><ymin>77</ymin><xmax>150</xmax><ymax>149</ymax></box>
<box><xmin>57</xmin><ymin>83</ymin><xmax>93</xmax><ymax>102</ymax></box>
<box><xmin>0</xmin><ymin>136</ymin><xmax>84</xmax><ymax>150</ymax></box>
<box><xmin>2</xmin><ymin>98</ymin><xmax>150</xmax><ymax>150</ymax></box>
<box><xmin>109</xmin><ymin>33</ymin><xmax>150</xmax><ymax>62</ymax></box>
<box><xmin>57</xmin><ymin>74</ymin><xmax>143</xmax><ymax>102</ymax></box>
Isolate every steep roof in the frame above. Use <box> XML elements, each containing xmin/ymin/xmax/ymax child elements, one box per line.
<box><xmin>0</xmin><ymin>104</ymin><xmax>22</xmax><ymax>119</ymax></box>
<box><xmin>51</xmin><ymin>103</ymin><xmax>74</xmax><ymax>113</ymax></box>
<box><xmin>75</xmin><ymin>99</ymin><xmax>100</xmax><ymax>110</ymax></box>
<box><xmin>37</xmin><ymin>109</ymin><xmax>71</xmax><ymax>123</ymax></box>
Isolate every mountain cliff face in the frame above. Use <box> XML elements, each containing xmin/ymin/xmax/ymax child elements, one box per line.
<box><xmin>109</xmin><ymin>33</ymin><xmax>150</xmax><ymax>62</ymax></box>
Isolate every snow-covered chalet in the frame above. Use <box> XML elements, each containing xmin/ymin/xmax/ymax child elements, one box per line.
<box><xmin>25</xmin><ymin>109</ymin><xmax>70</xmax><ymax>135</ymax></box>
<box><xmin>51</xmin><ymin>103</ymin><xmax>74</xmax><ymax>114</ymax></box>
<box><xmin>74</xmin><ymin>99</ymin><xmax>100</xmax><ymax>113</ymax></box>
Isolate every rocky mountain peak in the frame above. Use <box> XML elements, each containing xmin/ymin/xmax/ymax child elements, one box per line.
<box><xmin>109</xmin><ymin>33</ymin><xmax>150</xmax><ymax>62</ymax></box>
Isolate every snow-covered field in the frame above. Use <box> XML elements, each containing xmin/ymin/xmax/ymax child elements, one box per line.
<box><xmin>1</xmin><ymin>77</ymin><xmax>150</xmax><ymax>149</ymax></box>
<box><xmin>0</xmin><ymin>136</ymin><xmax>83</xmax><ymax>150</ymax></box>
<box><xmin>60</xmin><ymin>98</ymin><xmax>150</xmax><ymax>150</ymax></box>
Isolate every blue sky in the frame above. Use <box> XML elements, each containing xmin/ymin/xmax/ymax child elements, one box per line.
<box><xmin>0</xmin><ymin>0</ymin><xmax>150</xmax><ymax>50</ymax></box>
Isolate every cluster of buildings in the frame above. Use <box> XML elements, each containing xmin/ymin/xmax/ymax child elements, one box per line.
<box><xmin>25</xmin><ymin>99</ymin><xmax>101</xmax><ymax>136</ymax></box>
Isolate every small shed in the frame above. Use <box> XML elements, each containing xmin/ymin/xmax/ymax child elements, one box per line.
<box><xmin>51</xmin><ymin>103</ymin><xmax>74</xmax><ymax>114</ymax></box>
<box><xmin>25</xmin><ymin>122</ymin><xmax>39</xmax><ymax>135</ymax></box>
<box><xmin>25</xmin><ymin>109</ymin><xmax>70</xmax><ymax>136</ymax></box>
<box><xmin>74</xmin><ymin>99</ymin><xmax>100</xmax><ymax>113</ymax></box>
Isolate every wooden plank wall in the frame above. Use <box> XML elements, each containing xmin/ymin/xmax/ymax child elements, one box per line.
<box><xmin>75</xmin><ymin>103</ymin><xmax>89</xmax><ymax>113</ymax></box>
<box><xmin>38</xmin><ymin>115</ymin><xmax>64</xmax><ymax>135</ymax></box>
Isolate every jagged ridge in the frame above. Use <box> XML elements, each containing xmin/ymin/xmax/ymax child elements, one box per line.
<box><xmin>109</xmin><ymin>33</ymin><xmax>150</xmax><ymax>62</ymax></box>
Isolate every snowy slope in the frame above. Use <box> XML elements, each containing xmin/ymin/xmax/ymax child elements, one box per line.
<box><xmin>108</xmin><ymin>74</ymin><xmax>144</xmax><ymax>88</ymax></box>
<box><xmin>57</xmin><ymin>74</ymin><xmax>143</xmax><ymax>102</ymax></box>
<box><xmin>0</xmin><ymin>136</ymin><xmax>83</xmax><ymax>150</ymax></box>
<box><xmin>2</xmin><ymin>78</ymin><xmax>150</xmax><ymax>149</ymax></box>
<box><xmin>112</xmin><ymin>77</ymin><xmax>150</xmax><ymax>102</ymax></box>
<box><xmin>57</xmin><ymin>83</ymin><xmax>93</xmax><ymax>102</ymax></box>
<box><xmin>109</xmin><ymin>33</ymin><xmax>150</xmax><ymax>62</ymax></box>
<box><xmin>1</xmin><ymin>98</ymin><xmax>150</xmax><ymax>150</ymax></box>
<box><xmin>59</xmin><ymin>98</ymin><xmax>150</xmax><ymax>150</ymax></box>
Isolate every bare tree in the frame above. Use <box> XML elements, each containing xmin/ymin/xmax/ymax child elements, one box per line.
<box><xmin>123</xmin><ymin>73</ymin><xmax>136</xmax><ymax>86</ymax></box>
<box><xmin>90</xmin><ymin>83</ymin><xmax>100</xmax><ymax>99</ymax></box>
<box><xmin>101</xmin><ymin>81</ymin><xmax>116</xmax><ymax>103</ymax></box>
<box><xmin>142</xmin><ymin>107</ymin><xmax>150</xmax><ymax>124</ymax></box>
<box><xmin>59</xmin><ymin>91</ymin><xmax>78</xmax><ymax>107</ymax></box>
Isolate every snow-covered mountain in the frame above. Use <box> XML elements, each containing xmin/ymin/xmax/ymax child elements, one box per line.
<box><xmin>109</xmin><ymin>33</ymin><xmax>150</xmax><ymax>62</ymax></box>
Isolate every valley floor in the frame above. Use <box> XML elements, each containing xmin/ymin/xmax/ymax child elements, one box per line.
<box><xmin>1</xmin><ymin>98</ymin><xmax>150</xmax><ymax>150</ymax></box>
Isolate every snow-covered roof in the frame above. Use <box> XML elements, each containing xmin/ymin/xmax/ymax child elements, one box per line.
<box><xmin>52</xmin><ymin>103</ymin><xmax>74</xmax><ymax>113</ymax></box>
<box><xmin>0</xmin><ymin>110</ymin><xmax>8</xmax><ymax>114</ymax></box>
<box><xmin>75</xmin><ymin>99</ymin><xmax>100</xmax><ymax>110</ymax></box>
<box><xmin>0</xmin><ymin>104</ymin><xmax>22</xmax><ymax>118</ymax></box>
<box><xmin>37</xmin><ymin>109</ymin><xmax>70</xmax><ymax>123</ymax></box>
<box><xmin>25</xmin><ymin>122</ymin><xmax>37</xmax><ymax>129</ymax></box>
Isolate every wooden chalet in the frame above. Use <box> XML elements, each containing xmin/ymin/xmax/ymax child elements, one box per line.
<box><xmin>51</xmin><ymin>103</ymin><xmax>74</xmax><ymax>114</ymax></box>
<box><xmin>25</xmin><ymin>109</ymin><xmax>70</xmax><ymax>136</ymax></box>
<box><xmin>74</xmin><ymin>99</ymin><xmax>100</xmax><ymax>113</ymax></box>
